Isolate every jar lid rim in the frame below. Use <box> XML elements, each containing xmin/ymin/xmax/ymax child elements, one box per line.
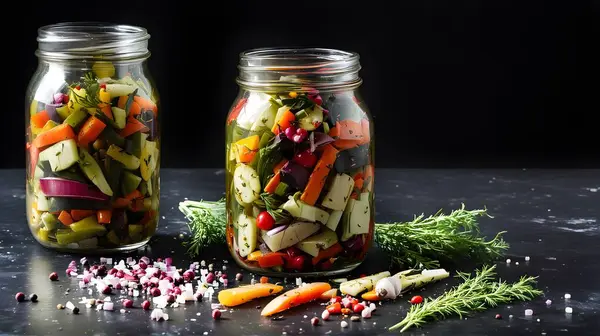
<box><xmin>38</xmin><ymin>22</ymin><xmax>149</xmax><ymax>43</ymax></box>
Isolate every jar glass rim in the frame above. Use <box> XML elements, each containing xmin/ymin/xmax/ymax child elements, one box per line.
<box><xmin>237</xmin><ymin>47</ymin><xmax>362</xmax><ymax>91</ymax></box>
<box><xmin>36</xmin><ymin>22</ymin><xmax>151</xmax><ymax>61</ymax></box>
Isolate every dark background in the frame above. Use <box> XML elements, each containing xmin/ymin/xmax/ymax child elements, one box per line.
<box><xmin>2</xmin><ymin>0</ymin><xmax>598</xmax><ymax>169</ymax></box>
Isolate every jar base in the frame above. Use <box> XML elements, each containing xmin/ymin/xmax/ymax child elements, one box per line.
<box><xmin>34</xmin><ymin>236</ymin><xmax>152</xmax><ymax>255</ymax></box>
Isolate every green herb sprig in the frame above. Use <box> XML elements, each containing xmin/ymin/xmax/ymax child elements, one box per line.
<box><xmin>390</xmin><ymin>264</ymin><xmax>542</xmax><ymax>332</ymax></box>
<box><xmin>375</xmin><ymin>204</ymin><xmax>508</xmax><ymax>269</ymax></box>
<box><xmin>179</xmin><ymin>199</ymin><xmax>227</xmax><ymax>257</ymax></box>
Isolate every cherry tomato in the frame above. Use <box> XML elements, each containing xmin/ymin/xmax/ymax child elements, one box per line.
<box><xmin>352</xmin><ymin>303</ymin><xmax>365</xmax><ymax>313</ymax></box>
<box><xmin>256</xmin><ymin>211</ymin><xmax>275</xmax><ymax>230</ymax></box>
<box><xmin>286</xmin><ymin>247</ymin><xmax>303</xmax><ymax>258</ymax></box>
<box><xmin>293</xmin><ymin>150</ymin><xmax>317</xmax><ymax>168</ymax></box>
<box><xmin>286</xmin><ymin>255</ymin><xmax>306</xmax><ymax>271</ymax></box>
<box><xmin>326</xmin><ymin>302</ymin><xmax>341</xmax><ymax>314</ymax></box>
<box><xmin>410</xmin><ymin>295</ymin><xmax>423</xmax><ymax>304</ymax></box>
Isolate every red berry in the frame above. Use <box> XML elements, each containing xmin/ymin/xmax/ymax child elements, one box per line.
<box><xmin>333</xmin><ymin>296</ymin><xmax>342</xmax><ymax>303</ymax></box>
<box><xmin>138</xmin><ymin>261</ymin><xmax>147</xmax><ymax>269</ymax></box>
<box><xmin>292</xmin><ymin>128</ymin><xmax>308</xmax><ymax>143</ymax></box>
<box><xmin>102</xmin><ymin>286</ymin><xmax>112</xmax><ymax>295</ymax></box>
<box><xmin>183</xmin><ymin>270</ymin><xmax>195</xmax><ymax>282</ymax></box>
<box><xmin>284</xmin><ymin>125</ymin><xmax>297</xmax><ymax>141</ymax></box>
<box><xmin>166</xmin><ymin>294</ymin><xmax>176</xmax><ymax>303</ymax></box>
<box><xmin>75</xmin><ymin>85</ymin><xmax>81</xmax><ymax>90</ymax></box>
<box><xmin>151</xmin><ymin>288</ymin><xmax>161</xmax><ymax>297</ymax></box>
<box><xmin>293</xmin><ymin>150</ymin><xmax>317</xmax><ymax>168</ymax></box>
<box><xmin>141</xmin><ymin>300</ymin><xmax>151</xmax><ymax>310</ymax></box>
<box><xmin>311</xmin><ymin>95</ymin><xmax>323</xmax><ymax>106</ymax></box>
<box><xmin>15</xmin><ymin>292</ymin><xmax>25</xmax><ymax>302</ymax></box>
<box><xmin>123</xmin><ymin>299</ymin><xmax>134</xmax><ymax>308</ymax></box>
<box><xmin>495</xmin><ymin>314</ymin><xmax>502</xmax><ymax>319</ymax></box>
<box><xmin>410</xmin><ymin>295</ymin><xmax>423</xmax><ymax>304</ymax></box>
<box><xmin>311</xmin><ymin>317</ymin><xmax>320</xmax><ymax>326</ymax></box>
<box><xmin>205</xmin><ymin>273</ymin><xmax>215</xmax><ymax>284</ymax></box>
<box><xmin>212</xmin><ymin>309</ymin><xmax>222</xmax><ymax>320</ymax></box>
<box><xmin>287</xmin><ymin>255</ymin><xmax>306</xmax><ymax>271</ymax></box>
<box><xmin>352</xmin><ymin>303</ymin><xmax>365</xmax><ymax>313</ymax></box>
<box><xmin>256</xmin><ymin>211</ymin><xmax>275</xmax><ymax>231</ymax></box>
<box><xmin>286</xmin><ymin>247</ymin><xmax>303</xmax><ymax>258</ymax></box>
<box><xmin>100</xmin><ymin>83</ymin><xmax>107</xmax><ymax>90</ymax></box>
<box><xmin>49</xmin><ymin>272</ymin><xmax>58</xmax><ymax>281</ymax></box>
<box><xmin>173</xmin><ymin>287</ymin><xmax>182</xmax><ymax>295</ymax></box>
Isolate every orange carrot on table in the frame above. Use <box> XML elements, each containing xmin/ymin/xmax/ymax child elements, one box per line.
<box><xmin>30</xmin><ymin>110</ymin><xmax>50</xmax><ymax>128</ymax></box>
<box><xmin>257</xmin><ymin>252</ymin><xmax>287</xmax><ymax>268</ymax></box>
<box><xmin>32</xmin><ymin>124</ymin><xmax>76</xmax><ymax>148</ymax></box>
<box><xmin>119</xmin><ymin>115</ymin><xmax>149</xmax><ymax>137</ymax></box>
<box><xmin>300</xmin><ymin>144</ymin><xmax>339</xmax><ymax>205</ymax></box>
<box><xmin>312</xmin><ymin>242</ymin><xmax>343</xmax><ymax>265</ymax></box>
<box><xmin>271</xmin><ymin>110</ymin><xmax>295</xmax><ymax>135</ymax></box>
<box><xmin>58</xmin><ymin>211</ymin><xmax>74</xmax><ymax>226</ymax></box>
<box><xmin>70</xmin><ymin>210</ymin><xmax>95</xmax><ymax>221</ymax></box>
<box><xmin>261</xmin><ymin>282</ymin><xmax>332</xmax><ymax>316</ymax></box>
<box><xmin>218</xmin><ymin>283</ymin><xmax>284</xmax><ymax>307</ymax></box>
<box><xmin>78</xmin><ymin>116</ymin><xmax>106</xmax><ymax>148</ymax></box>
<box><xmin>97</xmin><ymin>209</ymin><xmax>112</xmax><ymax>224</ymax></box>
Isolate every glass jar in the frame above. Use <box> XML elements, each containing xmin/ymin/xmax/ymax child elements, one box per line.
<box><xmin>25</xmin><ymin>22</ymin><xmax>161</xmax><ymax>252</ymax></box>
<box><xmin>225</xmin><ymin>48</ymin><xmax>374</xmax><ymax>277</ymax></box>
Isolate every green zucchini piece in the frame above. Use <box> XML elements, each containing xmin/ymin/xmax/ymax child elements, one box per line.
<box><xmin>126</xmin><ymin>132</ymin><xmax>148</xmax><ymax>158</ymax></box>
<box><xmin>112</xmin><ymin>107</ymin><xmax>127</xmax><ymax>129</ymax></box>
<box><xmin>56</xmin><ymin>227</ymin><xmax>106</xmax><ymax>245</ymax></box>
<box><xmin>106</xmin><ymin>145</ymin><xmax>140</xmax><ymax>170</ymax></box>
<box><xmin>41</xmin><ymin>212</ymin><xmax>58</xmax><ymax>231</ymax></box>
<box><xmin>78</xmin><ymin>147</ymin><xmax>113</xmax><ymax>196</ymax></box>
<box><xmin>99</xmin><ymin>126</ymin><xmax>126</xmax><ymax>147</ymax></box>
<box><xmin>48</xmin><ymin>197</ymin><xmax>111</xmax><ymax>212</ymax></box>
<box><xmin>38</xmin><ymin>139</ymin><xmax>79</xmax><ymax>172</ymax></box>
<box><xmin>121</xmin><ymin>171</ymin><xmax>142</xmax><ymax>195</ymax></box>
<box><xmin>63</xmin><ymin>108</ymin><xmax>89</xmax><ymax>128</ymax></box>
<box><xmin>104</xmin><ymin>157</ymin><xmax>124</xmax><ymax>198</ymax></box>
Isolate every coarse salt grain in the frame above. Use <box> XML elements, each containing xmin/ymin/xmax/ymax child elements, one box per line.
<box><xmin>340</xmin><ymin>321</ymin><xmax>348</xmax><ymax>328</ymax></box>
<box><xmin>506</xmin><ymin>259</ymin><xmax>511</xmax><ymax>264</ymax></box>
<box><xmin>361</xmin><ymin>308</ymin><xmax>372</xmax><ymax>319</ymax></box>
<box><xmin>546</xmin><ymin>299</ymin><xmax>552</xmax><ymax>305</ymax></box>
<box><xmin>537</xmin><ymin>318</ymin><xmax>540</xmax><ymax>322</ymax></box>
<box><xmin>120</xmin><ymin>309</ymin><xmax>126</xmax><ymax>314</ymax></box>
<box><xmin>103</xmin><ymin>302</ymin><xmax>114</xmax><ymax>311</ymax></box>
<box><xmin>565</xmin><ymin>307</ymin><xmax>573</xmax><ymax>314</ymax></box>
<box><xmin>525</xmin><ymin>256</ymin><xmax>530</xmax><ymax>261</ymax></box>
<box><xmin>564</xmin><ymin>293</ymin><xmax>571</xmax><ymax>299</ymax></box>
<box><xmin>369</xmin><ymin>303</ymin><xmax>377</xmax><ymax>311</ymax></box>
<box><xmin>296</xmin><ymin>277</ymin><xmax>302</xmax><ymax>286</ymax></box>
<box><xmin>515</xmin><ymin>262</ymin><xmax>519</xmax><ymax>265</ymax></box>
<box><xmin>525</xmin><ymin>309</ymin><xmax>533</xmax><ymax>316</ymax></box>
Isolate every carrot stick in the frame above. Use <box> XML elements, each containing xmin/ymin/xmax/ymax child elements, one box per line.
<box><xmin>271</xmin><ymin>110</ymin><xmax>295</xmax><ymax>135</ymax></box>
<box><xmin>257</xmin><ymin>252</ymin><xmax>287</xmax><ymax>268</ymax></box>
<box><xmin>78</xmin><ymin>116</ymin><xmax>106</xmax><ymax>148</ymax></box>
<box><xmin>70</xmin><ymin>210</ymin><xmax>95</xmax><ymax>221</ymax></box>
<box><xmin>261</xmin><ymin>282</ymin><xmax>332</xmax><ymax>316</ymax></box>
<box><xmin>30</xmin><ymin>110</ymin><xmax>50</xmax><ymax>128</ymax></box>
<box><xmin>263</xmin><ymin>173</ymin><xmax>281</xmax><ymax>193</ymax></box>
<box><xmin>32</xmin><ymin>124</ymin><xmax>76</xmax><ymax>148</ymax></box>
<box><xmin>312</xmin><ymin>242</ymin><xmax>343</xmax><ymax>265</ymax></box>
<box><xmin>28</xmin><ymin>143</ymin><xmax>40</xmax><ymax>178</ymax></box>
<box><xmin>300</xmin><ymin>144</ymin><xmax>339</xmax><ymax>205</ymax></box>
<box><xmin>218</xmin><ymin>283</ymin><xmax>284</xmax><ymax>307</ymax></box>
<box><xmin>58</xmin><ymin>211</ymin><xmax>74</xmax><ymax>226</ymax></box>
<box><xmin>117</xmin><ymin>96</ymin><xmax>128</xmax><ymax>109</ymax></box>
<box><xmin>113</xmin><ymin>198</ymin><xmax>130</xmax><ymax>208</ymax></box>
<box><xmin>98</xmin><ymin>103</ymin><xmax>113</xmax><ymax>119</ymax></box>
<box><xmin>133</xmin><ymin>96</ymin><xmax>158</xmax><ymax>115</ymax></box>
<box><xmin>97</xmin><ymin>209</ymin><xmax>112</xmax><ymax>224</ymax></box>
<box><xmin>119</xmin><ymin>115</ymin><xmax>149</xmax><ymax>137</ymax></box>
<box><xmin>273</xmin><ymin>159</ymin><xmax>288</xmax><ymax>173</ymax></box>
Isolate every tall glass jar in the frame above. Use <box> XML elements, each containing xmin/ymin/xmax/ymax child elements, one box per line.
<box><xmin>225</xmin><ymin>48</ymin><xmax>374</xmax><ymax>277</ymax></box>
<box><xmin>25</xmin><ymin>23</ymin><xmax>161</xmax><ymax>252</ymax></box>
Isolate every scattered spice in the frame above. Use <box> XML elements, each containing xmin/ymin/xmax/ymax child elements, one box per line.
<box><xmin>351</xmin><ymin>316</ymin><xmax>360</xmax><ymax>322</ymax></box>
<box><xmin>565</xmin><ymin>307</ymin><xmax>573</xmax><ymax>314</ymax></box>
<box><xmin>49</xmin><ymin>272</ymin><xmax>59</xmax><ymax>281</ymax></box>
<box><xmin>212</xmin><ymin>309</ymin><xmax>221</xmax><ymax>320</ymax></box>
<box><xmin>29</xmin><ymin>294</ymin><xmax>38</xmax><ymax>302</ymax></box>
<box><xmin>311</xmin><ymin>317</ymin><xmax>319</xmax><ymax>326</ymax></box>
<box><xmin>495</xmin><ymin>314</ymin><xmax>502</xmax><ymax>319</ymax></box>
<box><xmin>15</xmin><ymin>292</ymin><xmax>25</xmax><ymax>302</ymax></box>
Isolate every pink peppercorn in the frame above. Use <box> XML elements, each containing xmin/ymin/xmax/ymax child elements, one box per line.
<box><xmin>205</xmin><ymin>273</ymin><xmax>215</xmax><ymax>284</ymax></box>
<box><xmin>123</xmin><ymin>299</ymin><xmax>134</xmax><ymax>308</ymax></box>
<box><xmin>311</xmin><ymin>317</ymin><xmax>320</xmax><ymax>326</ymax></box>
<box><xmin>183</xmin><ymin>270</ymin><xmax>195</xmax><ymax>282</ymax></box>
<box><xmin>108</xmin><ymin>268</ymin><xmax>118</xmax><ymax>275</ymax></box>
<box><xmin>49</xmin><ymin>272</ymin><xmax>58</xmax><ymax>281</ymax></box>
<box><xmin>173</xmin><ymin>287</ymin><xmax>182</xmax><ymax>295</ymax></box>
<box><xmin>141</xmin><ymin>300</ymin><xmax>151</xmax><ymax>310</ymax></box>
<box><xmin>102</xmin><ymin>286</ymin><xmax>112</xmax><ymax>295</ymax></box>
<box><xmin>151</xmin><ymin>288</ymin><xmax>161</xmax><ymax>297</ymax></box>
<box><xmin>15</xmin><ymin>292</ymin><xmax>25</xmax><ymax>302</ymax></box>
<box><xmin>212</xmin><ymin>309</ymin><xmax>221</xmax><ymax>320</ymax></box>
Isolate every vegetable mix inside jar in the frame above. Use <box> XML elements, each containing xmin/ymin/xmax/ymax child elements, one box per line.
<box><xmin>225</xmin><ymin>48</ymin><xmax>374</xmax><ymax>277</ymax></box>
<box><xmin>25</xmin><ymin>23</ymin><xmax>161</xmax><ymax>252</ymax></box>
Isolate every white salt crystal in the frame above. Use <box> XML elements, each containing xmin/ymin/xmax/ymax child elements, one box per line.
<box><xmin>133</xmin><ymin>290</ymin><xmax>140</xmax><ymax>297</ymax></box>
<box><xmin>79</xmin><ymin>281</ymin><xmax>87</xmax><ymax>289</ymax></box>
<box><xmin>525</xmin><ymin>309</ymin><xmax>533</xmax><ymax>316</ymax></box>
<box><xmin>369</xmin><ymin>303</ymin><xmax>377</xmax><ymax>311</ymax></box>
<box><xmin>201</xmin><ymin>260</ymin><xmax>206</xmax><ymax>267</ymax></box>
<box><xmin>185</xmin><ymin>283</ymin><xmax>194</xmax><ymax>292</ymax></box>
<box><xmin>222</xmin><ymin>265</ymin><xmax>227</xmax><ymax>271</ymax></box>
<box><xmin>296</xmin><ymin>277</ymin><xmax>302</xmax><ymax>286</ymax></box>
<box><xmin>525</xmin><ymin>256</ymin><xmax>530</xmax><ymax>261</ymax></box>
<box><xmin>106</xmin><ymin>258</ymin><xmax>112</xmax><ymax>265</ymax></box>
<box><xmin>86</xmin><ymin>303</ymin><xmax>92</xmax><ymax>308</ymax></box>
<box><xmin>196</xmin><ymin>312</ymin><xmax>201</xmax><ymax>316</ymax></box>
<box><xmin>201</xmin><ymin>269</ymin><xmax>209</xmax><ymax>276</ymax></box>
<box><xmin>176</xmin><ymin>295</ymin><xmax>186</xmax><ymax>304</ymax></box>
<box><xmin>150</xmin><ymin>308</ymin><xmax>164</xmax><ymax>321</ymax></box>
<box><xmin>515</xmin><ymin>262</ymin><xmax>520</xmax><ymax>265</ymax></box>
<box><xmin>564</xmin><ymin>293</ymin><xmax>571</xmax><ymax>299</ymax></box>
<box><xmin>88</xmin><ymin>289</ymin><xmax>93</xmax><ymax>295</ymax></box>
<box><xmin>251</xmin><ymin>278</ymin><xmax>256</xmax><ymax>285</ymax></box>
<box><xmin>546</xmin><ymin>299</ymin><xmax>552</xmax><ymax>305</ymax></box>
<box><xmin>97</xmin><ymin>303</ymin><xmax>103</xmax><ymax>310</ymax></box>
<box><xmin>66</xmin><ymin>301</ymin><xmax>75</xmax><ymax>310</ymax></box>
<box><xmin>341</xmin><ymin>320</ymin><xmax>348</xmax><ymax>328</ymax></box>
<box><xmin>565</xmin><ymin>307</ymin><xmax>573</xmax><ymax>314</ymax></box>
<box><xmin>361</xmin><ymin>308</ymin><xmax>372</xmax><ymax>318</ymax></box>
<box><xmin>103</xmin><ymin>302</ymin><xmax>114</xmax><ymax>311</ymax></box>
<box><xmin>132</xmin><ymin>264</ymin><xmax>140</xmax><ymax>271</ymax></box>
<box><xmin>146</xmin><ymin>267</ymin><xmax>157</xmax><ymax>275</ymax></box>
<box><xmin>506</xmin><ymin>259</ymin><xmax>511</xmax><ymax>264</ymax></box>
<box><xmin>104</xmin><ymin>297</ymin><xmax>111</xmax><ymax>302</ymax></box>
<box><xmin>120</xmin><ymin>309</ymin><xmax>126</xmax><ymax>314</ymax></box>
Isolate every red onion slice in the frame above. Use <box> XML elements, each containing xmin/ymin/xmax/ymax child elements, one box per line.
<box><xmin>266</xmin><ymin>225</ymin><xmax>289</xmax><ymax>236</ymax></box>
<box><xmin>39</xmin><ymin>177</ymin><xmax>110</xmax><ymax>201</ymax></box>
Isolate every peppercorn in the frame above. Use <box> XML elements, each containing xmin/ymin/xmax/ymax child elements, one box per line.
<box><xmin>212</xmin><ymin>309</ymin><xmax>221</xmax><ymax>320</ymax></box>
<box><xmin>29</xmin><ymin>294</ymin><xmax>38</xmax><ymax>302</ymax></box>
<box><xmin>15</xmin><ymin>292</ymin><xmax>25</xmax><ymax>302</ymax></box>
<box><xmin>49</xmin><ymin>272</ymin><xmax>59</xmax><ymax>281</ymax></box>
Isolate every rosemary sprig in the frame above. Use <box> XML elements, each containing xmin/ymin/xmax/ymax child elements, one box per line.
<box><xmin>69</xmin><ymin>71</ymin><xmax>102</xmax><ymax>108</ymax></box>
<box><xmin>390</xmin><ymin>265</ymin><xmax>542</xmax><ymax>332</ymax></box>
<box><xmin>375</xmin><ymin>204</ymin><xmax>508</xmax><ymax>268</ymax></box>
<box><xmin>178</xmin><ymin>199</ymin><xmax>227</xmax><ymax>257</ymax></box>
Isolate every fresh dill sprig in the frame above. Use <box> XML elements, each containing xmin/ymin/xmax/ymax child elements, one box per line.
<box><xmin>374</xmin><ymin>204</ymin><xmax>508</xmax><ymax>268</ymax></box>
<box><xmin>178</xmin><ymin>199</ymin><xmax>227</xmax><ymax>257</ymax></box>
<box><xmin>389</xmin><ymin>264</ymin><xmax>542</xmax><ymax>332</ymax></box>
<box><xmin>69</xmin><ymin>71</ymin><xmax>102</xmax><ymax>108</ymax></box>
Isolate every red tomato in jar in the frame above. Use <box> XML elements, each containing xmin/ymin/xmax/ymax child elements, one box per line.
<box><xmin>256</xmin><ymin>211</ymin><xmax>275</xmax><ymax>230</ymax></box>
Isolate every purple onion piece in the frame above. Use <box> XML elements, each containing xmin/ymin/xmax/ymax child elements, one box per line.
<box><xmin>280</xmin><ymin>161</ymin><xmax>310</xmax><ymax>190</ymax></box>
<box><xmin>45</xmin><ymin>103</ymin><xmax>64</xmax><ymax>123</ymax></box>
<box><xmin>266</xmin><ymin>225</ymin><xmax>289</xmax><ymax>236</ymax></box>
<box><xmin>313</xmin><ymin>132</ymin><xmax>335</xmax><ymax>147</ymax></box>
<box><xmin>53</xmin><ymin>93</ymin><xmax>67</xmax><ymax>104</ymax></box>
<box><xmin>342</xmin><ymin>234</ymin><xmax>364</xmax><ymax>252</ymax></box>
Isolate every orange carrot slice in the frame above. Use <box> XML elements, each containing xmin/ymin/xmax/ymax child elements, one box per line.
<box><xmin>271</xmin><ymin>110</ymin><xmax>295</xmax><ymax>135</ymax></box>
<box><xmin>361</xmin><ymin>289</ymin><xmax>382</xmax><ymax>301</ymax></box>
<box><xmin>58</xmin><ymin>211</ymin><xmax>74</xmax><ymax>226</ymax></box>
<box><xmin>117</xmin><ymin>96</ymin><xmax>128</xmax><ymax>109</ymax></box>
<box><xmin>218</xmin><ymin>283</ymin><xmax>284</xmax><ymax>307</ymax></box>
<box><xmin>312</xmin><ymin>243</ymin><xmax>343</xmax><ymax>265</ymax></box>
<box><xmin>234</xmin><ymin>135</ymin><xmax>260</xmax><ymax>163</ymax></box>
<box><xmin>300</xmin><ymin>144</ymin><xmax>339</xmax><ymax>205</ymax></box>
<box><xmin>273</xmin><ymin>159</ymin><xmax>288</xmax><ymax>173</ymax></box>
<box><xmin>70</xmin><ymin>210</ymin><xmax>95</xmax><ymax>222</ymax></box>
<box><xmin>257</xmin><ymin>252</ymin><xmax>287</xmax><ymax>268</ymax></box>
<box><xmin>98</xmin><ymin>103</ymin><xmax>113</xmax><ymax>119</ymax></box>
<box><xmin>319</xmin><ymin>288</ymin><xmax>338</xmax><ymax>301</ymax></box>
<box><xmin>32</xmin><ymin>124</ymin><xmax>76</xmax><ymax>148</ymax></box>
<box><xmin>133</xmin><ymin>96</ymin><xmax>158</xmax><ymax>115</ymax></box>
<box><xmin>97</xmin><ymin>209</ymin><xmax>112</xmax><ymax>224</ymax></box>
<box><xmin>261</xmin><ymin>282</ymin><xmax>332</xmax><ymax>316</ymax></box>
<box><xmin>119</xmin><ymin>115</ymin><xmax>149</xmax><ymax>137</ymax></box>
<box><xmin>78</xmin><ymin>116</ymin><xmax>106</xmax><ymax>148</ymax></box>
<box><xmin>263</xmin><ymin>173</ymin><xmax>281</xmax><ymax>193</ymax></box>
<box><xmin>31</xmin><ymin>110</ymin><xmax>50</xmax><ymax>128</ymax></box>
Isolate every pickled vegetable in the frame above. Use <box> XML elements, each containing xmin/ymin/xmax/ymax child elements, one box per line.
<box><xmin>26</xmin><ymin>70</ymin><xmax>160</xmax><ymax>250</ymax></box>
<box><xmin>226</xmin><ymin>90</ymin><xmax>373</xmax><ymax>274</ymax></box>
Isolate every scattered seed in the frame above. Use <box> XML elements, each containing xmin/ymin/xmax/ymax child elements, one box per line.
<box><xmin>350</xmin><ymin>316</ymin><xmax>360</xmax><ymax>322</ymax></box>
<box><xmin>564</xmin><ymin>293</ymin><xmax>571</xmax><ymax>299</ymax></box>
<box><xmin>311</xmin><ymin>317</ymin><xmax>319</xmax><ymax>326</ymax></box>
<box><xmin>340</xmin><ymin>321</ymin><xmax>348</xmax><ymax>328</ymax></box>
<box><xmin>15</xmin><ymin>292</ymin><xmax>25</xmax><ymax>302</ymax></box>
<box><xmin>565</xmin><ymin>307</ymin><xmax>573</xmax><ymax>314</ymax></box>
<box><xmin>212</xmin><ymin>309</ymin><xmax>221</xmax><ymax>320</ymax></box>
<box><xmin>29</xmin><ymin>294</ymin><xmax>38</xmax><ymax>302</ymax></box>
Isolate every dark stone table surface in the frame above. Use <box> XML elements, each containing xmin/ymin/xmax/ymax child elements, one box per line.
<box><xmin>0</xmin><ymin>168</ymin><xmax>599</xmax><ymax>335</ymax></box>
